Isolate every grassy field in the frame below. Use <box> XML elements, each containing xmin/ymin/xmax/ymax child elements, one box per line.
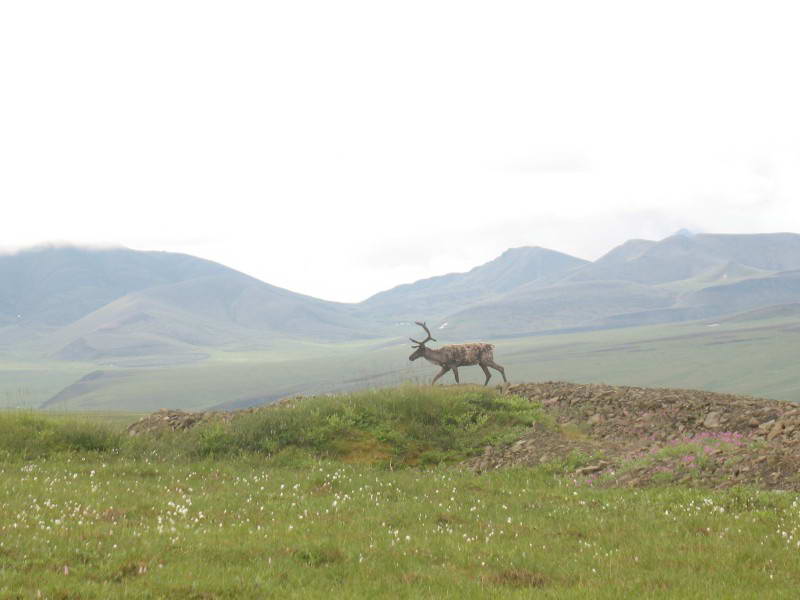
<box><xmin>0</xmin><ymin>359</ymin><xmax>95</xmax><ymax>410</ymax></box>
<box><xmin>3</xmin><ymin>311</ymin><xmax>800</xmax><ymax>412</ymax></box>
<box><xmin>496</xmin><ymin>315</ymin><xmax>800</xmax><ymax>399</ymax></box>
<box><xmin>2</xmin><ymin>387</ymin><xmax>800</xmax><ymax>598</ymax></box>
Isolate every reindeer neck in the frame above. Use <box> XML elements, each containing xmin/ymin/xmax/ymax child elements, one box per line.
<box><xmin>422</xmin><ymin>346</ymin><xmax>447</xmax><ymax>365</ymax></box>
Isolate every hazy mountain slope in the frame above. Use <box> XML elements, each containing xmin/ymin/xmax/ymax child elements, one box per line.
<box><xmin>360</xmin><ymin>247</ymin><xmax>588</xmax><ymax>323</ymax></box>
<box><xmin>429</xmin><ymin>232</ymin><xmax>800</xmax><ymax>338</ymax></box>
<box><xmin>120</xmin><ymin>271</ymin><xmax>371</xmax><ymax>340</ymax></box>
<box><xmin>0</xmin><ymin>246</ymin><xmax>379</xmax><ymax>358</ymax></box>
<box><xmin>45</xmin><ymin>291</ymin><xmax>242</xmax><ymax>361</ymax></box>
<box><xmin>715</xmin><ymin>303</ymin><xmax>800</xmax><ymax>323</ymax></box>
<box><xmin>594</xmin><ymin>238</ymin><xmax>657</xmax><ymax>263</ymax></box>
<box><xmin>682</xmin><ymin>270</ymin><xmax>800</xmax><ymax>314</ymax></box>
<box><xmin>567</xmin><ymin>232</ymin><xmax>800</xmax><ymax>285</ymax></box>
<box><xmin>0</xmin><ymin>245</ymin><xmax>229</xmax><ymax>326</ymax></box>
<box><xmin>8</xmin><ymin>233</ymin><xmax>800</xmax><ymax>365</ymax></box>
<box><xmin>649</xmin><ymin>262</ymin><xmax>775</xmax><ymax>298</ymax></box>
<box><xmin>690</xmin><ymin>233</ymin><xmax>800</xmax><ymax>271</ymax></box>
<box><xmin>41</xmin><ymin>272</ymin><xmax>378</xmax><ymax>360</ymax></box>
<box><xmin>440</xmin><ymin>280</ymin><xmax>677</xmax><ymax>338</ymax></box>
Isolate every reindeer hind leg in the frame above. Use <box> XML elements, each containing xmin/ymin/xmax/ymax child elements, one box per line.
<box><xmin>487</xmin><ymin>360</ymin><xmax>507</xmax><ymax>383</ymax></box>
<box><xmin>451</xmin><ymin>366</ymin><xmax>460</xmax><ymax>384</ymax></box>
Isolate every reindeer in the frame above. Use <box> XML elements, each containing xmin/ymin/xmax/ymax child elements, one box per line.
<box><xmin>408</xmin><ymin>321</ymin><xmax>507</xmax><ymax>385</ymax></box>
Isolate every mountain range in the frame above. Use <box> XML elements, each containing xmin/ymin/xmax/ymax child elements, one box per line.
<box><xmin>4</xmin><ymin>231</ymin><xmax>800</xmax><ymax>364</ymax></box>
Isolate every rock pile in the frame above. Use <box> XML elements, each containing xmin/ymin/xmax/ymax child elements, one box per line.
<box><xmin>507</xmin><ymin>381</ymin><xmax>800</xmax><ymax>444</ymax></box>
<box><xmin>126</xmin><ymin>409</ymin><xmax>231</xmax><ymax>435</ymax></box>
<box><xmin>126</xmin><ymin>395</ymin><xmax>304</xmax><ymax>436</ymax></box>
<box><xmin>466</xmin><ymin>381</ymin><xmax>800</xmax><ymax>491</ymax></box>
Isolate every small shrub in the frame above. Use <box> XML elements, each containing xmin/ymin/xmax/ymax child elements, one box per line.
<box><xmin>194</xmin><ymin>423</ymin><xmax>236</xmax><ymax>458</ymax></box>
<box><xmin>0</xmin><ymin>413</ymin><xmax>121</xmax><ymax>458</ymax></box>
<box><xmin>0</xmin><ymin>386</ymin><xmax>546</xmax><ymax>466</ymax></box>
<box><xmin>222</xmin><ymin>385</ymin><xmax>545</xmax><ymax>465</ymax></box>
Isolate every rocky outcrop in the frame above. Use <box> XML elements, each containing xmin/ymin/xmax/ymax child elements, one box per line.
<box><xmin>506</xmin><ymin>381</ymin><xmax>800</xmax><ymax>443</ymax></box>
<box><xmin>125</xmin><ymin>395</ymin><xmax>303</xmax><ymax>436</ymax></box>
<box><xmin>128</xmin><ymin>381</ymin><xmax>800</xmax><ymax>491</ymax></box>
<box><xmin>466</xmin><ymin>381</ymin><xmax>800</xmax><ymax>491</ymax></box>
<box><xmin>126</xmin><ymin>409</ymin><xmax>230</xmax><ymax>435</ymax></box>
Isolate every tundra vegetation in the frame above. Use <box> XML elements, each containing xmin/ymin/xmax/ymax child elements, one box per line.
<box><xmin>6</xmin><ymin>310</ymin><xmax>800</xmax><ymax>413</ymax></box>
<box><xmin>2</xmin><ymin>386</ymin><xmax>800</xmax><ymax>598</ymax></box>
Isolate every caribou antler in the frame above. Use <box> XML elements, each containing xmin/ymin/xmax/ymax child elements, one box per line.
<box><xmin>409</xmin><ymin>320</ymin><xmax>437</xmax><ymax>346</ymax></box>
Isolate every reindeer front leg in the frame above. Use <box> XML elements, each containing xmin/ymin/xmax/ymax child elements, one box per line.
<box><xmin>480</xmin><ymin>363</ymin><xmax>491</xmax><ymax>385</ymax></box>
<box><xmin>431</xmin><ymin>365</ymin><xmax>450</xmax><ymax>385</ymax></box>
<box><xmin>451</xmin><ymin>366</ymin><xmax>460</xmax><ymax>383</ymax></box>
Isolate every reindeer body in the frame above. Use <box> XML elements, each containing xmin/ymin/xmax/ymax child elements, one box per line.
<box><xmin>419</xmin><ymin>343</ymin><xmax>495</xmax><ymax>368</ymax></box>
<box><xmin>409</xmin><ymin>322</ymin><xmax>507</xmax><ymax>385</ymax></box>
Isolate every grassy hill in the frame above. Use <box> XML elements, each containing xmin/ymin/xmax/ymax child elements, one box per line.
<box><xmin>3</xmin><ymin>385</ymin><xmax>800</xmax><ymax>598</ymax></box>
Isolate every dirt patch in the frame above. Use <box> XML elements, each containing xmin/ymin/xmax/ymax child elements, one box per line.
<box><xmin>465</xmin><ymin>382</ymin><xmax>800</xmax><ymax>491</ymax></box>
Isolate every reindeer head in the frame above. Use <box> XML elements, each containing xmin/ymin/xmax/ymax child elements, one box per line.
<box><xmin>409</xmin><ymin>321</ymin><xmax>436</xmax><ymax>361</ymax></box>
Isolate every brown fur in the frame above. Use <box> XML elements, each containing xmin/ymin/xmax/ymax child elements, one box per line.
<box><xmin>409</xmin><ymin>342</ymin><xmax>507</xmax><ymax>385</ymax></box>
<box><xmin>430</xmin><ymin>343</ymin><xmax>495</xmax><ymax>367</ymax></box>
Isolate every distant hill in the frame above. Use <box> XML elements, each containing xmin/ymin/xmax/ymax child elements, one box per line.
<box><xmin>714</xmin><ymin>302</ymin><xmax>800</xmax><ymax>323</ymax></box>
<box><xmin>6</xmin><ymin>232</ymin><xmax>800</xmax><ymax>365</ymax></box>
<box><xmin>359</xmin><ymin>246</ymin><xmax>589</xmax><ymax>324</ymax></box>
<box><xmin>567</xmin><ymin>232</ymin><xmax>800</xmax><ymax>285</ymax></box>
<box><xmin>0</xmin><ymin>245</ymin><xmax>375</xmax><ymax>360</ymax></box>
<box><xmin>7</xmin><ymin>233</ymin><xmax>800</xmax><ymax>412</ymax></box>
<box><xmin>428</xmin><ymin>232</ymin><xmax>800</xmax><ymax>338</ymax></box>
<box><xmin>683</xmin><ymin>269</ymin><xmax>800</xmax><ymax>314</ymax></box>
<box><xmin>440</xmin><ymin>280</ymin><xmax>677</xmax><ymax>338</ymax></box>
<box><xmin>0</xmin><ymin>245</ymin><xmax>228</xmax><ymax>326</ymax></box>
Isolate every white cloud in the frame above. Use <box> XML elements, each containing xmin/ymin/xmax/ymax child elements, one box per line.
<box><xmin>2</xmin><ymin>1</ymin><xmax>800</xmax><ymax>301</ymax></box>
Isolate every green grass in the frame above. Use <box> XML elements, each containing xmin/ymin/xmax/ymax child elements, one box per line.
<box><xmin>4</xmin><ymin>311</ymin><xmax>800</xmax><ymax>412</ymax></box>
<box><xmin>0</xmin><ymin>386</ymin><xmax>546</xmax><ymax>466</ymax></box>
<box><xmin>496</xmin><ymin>315</ymin><xmax>800</xmax><ymax>400</ymax></box>
<box><xmin>0</xmin><ymin>359</ymin><xmax>95</xmax><ymax>409</ymax></box>
<box><xmin>6</xmin><ymin>316</ymin><xmax>800</xmax><ymax>412</ymax></box>
<box><xmin>188</xmin><ymin>386</ymin><xmax>546</xmax><ymax>464</ymax></box>
<box><xmin>0</xmin><ymin>412</ymin><xmax>125</xmax><ymax>459</ymax></box>
<box><xmin>2</xmin><ymin>387</ymin><xmax>800</xmax><ymax>598</ymax></box>
<box><xmin>3</xmin><ymin>458</ymin><xmax>800</xmax><ymax>598</ymax></box>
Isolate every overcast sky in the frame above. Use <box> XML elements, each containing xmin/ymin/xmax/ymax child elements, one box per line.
<box><xmin>2</xmin><ymin>1</ymin><xmax>800</xmax><ymax>302</ymax></box>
